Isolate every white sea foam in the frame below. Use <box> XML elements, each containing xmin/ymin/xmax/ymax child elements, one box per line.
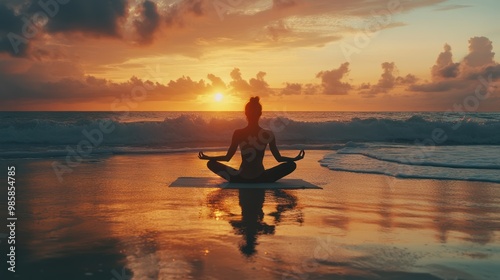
<box><xmin>320</xmin><ymin>144</ymin><xmax>500</xmax><ymax>183</ymax></box>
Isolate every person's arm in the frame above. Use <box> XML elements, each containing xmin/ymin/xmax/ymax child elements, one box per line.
<box><xmin>198</xmin><ymin>131</ymin><xmax>239</xmax><ymax>161</ymax></box>
<box><xmin>269</xmin><ymin>131</ymin><xmax>305</xmax><ymax>162</ymax></box>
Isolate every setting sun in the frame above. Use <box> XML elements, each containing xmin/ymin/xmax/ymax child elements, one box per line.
<box><xmin>214</xmin><ymin>93</ymin><xmax>224</xmax><ymax>102</ymax></box>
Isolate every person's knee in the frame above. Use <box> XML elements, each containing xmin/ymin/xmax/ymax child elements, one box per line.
<box><xmin>286</xmin><ymin>161</ymin><xmax>296</xmax><ymax>171</ymax></box>
<box><xmin>207</xmin><ymin>160</ymin><xmax>217</xmax><ymax>170</ymax></box>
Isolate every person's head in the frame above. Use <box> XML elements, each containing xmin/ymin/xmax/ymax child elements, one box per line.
<box><xmin>245</xmin><ymin>96</ymin><xmax>262</xmax><ymax>123</ymax></box>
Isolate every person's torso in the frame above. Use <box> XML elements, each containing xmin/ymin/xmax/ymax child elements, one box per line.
<box><xmin>237</xmin><ymin>127</ymin><xmax>273</xmax><ymax>179</ymax></box>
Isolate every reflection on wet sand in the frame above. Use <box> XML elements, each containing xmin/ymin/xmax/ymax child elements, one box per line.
<box><xmin>12</xmin><ymin>153</ymin><xmax>500</xmax><ymax>279</ymax></box>
<box><xmin>460</xmin><ymin>181</ymin><xmax>498</xmax><ymax>244</ymax></box>
<box><xmin>205</xmin><ymin>188</ymin><xmax>302</xmax><ymax>257</ymax></box>
<box><xmin>230</xmin><ymin>189</ymin><xmax>274</xmax><ymax>256</ymax></box>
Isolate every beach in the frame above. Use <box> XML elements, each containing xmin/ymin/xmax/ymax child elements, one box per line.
<box><xmin>1</xmin><ymin>0</ymin><xmax>500</xmax><ymax>278</ymax></box>
<box><xmin>2</xmin><ymin>150</ymin><xmax>499</xmax><ymax>280</ymax></box>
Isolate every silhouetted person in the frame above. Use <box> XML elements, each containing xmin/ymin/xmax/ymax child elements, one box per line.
<box><xmin>199</xmin><ymin>96</ymin><xmax>304</xmax><ymax>182</ymax></box>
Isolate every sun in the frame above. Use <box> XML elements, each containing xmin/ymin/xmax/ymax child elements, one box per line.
<box><xmin>214</xmin><ymin>92</ymin><xmax>224</xmax><ymax>102</ymax></box>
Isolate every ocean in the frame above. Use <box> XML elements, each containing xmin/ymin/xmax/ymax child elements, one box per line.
<box><xmin>1</xmin><ymin>111</ymin><xmax>500</xmax><ymax>183</ymax></box>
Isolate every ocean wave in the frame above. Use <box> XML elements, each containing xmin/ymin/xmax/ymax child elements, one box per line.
<box><xmin>335</xmin><ymin>144</ymin><xmax>500</xmax><ymax>170</ymax></box>
<box><xmin>1</xmin><ymin>114</ymin><xmax>500</xmax><ymax>148</ymax></box>
<box><xmin>320</xmin><ymin>153</ymin><xmax>500</xmax><ymax>184</ymax></box>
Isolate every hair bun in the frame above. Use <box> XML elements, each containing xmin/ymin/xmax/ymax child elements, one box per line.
<box><xmin>250</xmin><ymin>96</ymin><xmax>260</xmax><ymax>103</ymax></box>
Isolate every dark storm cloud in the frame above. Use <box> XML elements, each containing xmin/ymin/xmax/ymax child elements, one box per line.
<box><xmin>0</xmin><ymin>0</ymin><xmax>451</xmax><ymax>60</ymax></box>
<box><xmin>41</xmin><ymin>0</ymin><xmax>128</xmax><ymax>37</ymax></box>
<box><xmin>134</xmin><ymin>0</ymin><xmax>161</xmax><ymax>44</ymax></box>
<box><xmin>0</xmin><ymin>0</ymin><xmax>128</xmax><ymax>57</ymax></box>
<box><xmin>0</xmin><ymin>3</ymin><xmax>29</xmax><ymax>56</ymax></box>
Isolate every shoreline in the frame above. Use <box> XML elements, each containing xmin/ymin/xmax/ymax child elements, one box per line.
<box><xmin>4</xmin><ymin>147</ymin><xmax>500</xmax><ymax>185</ymax></box>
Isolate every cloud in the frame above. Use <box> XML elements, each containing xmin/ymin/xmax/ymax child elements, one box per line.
<box><xmin>359</xmin><ymin>63</ymin><xmax>394</xmax><ymax>95</ymax></box>
<box><xmin>396</xmin><ymin>74</ymin><xmax>418</xmax><ymax>84</ymax></box>
<box><xmin>41</xmin><ymin>0</ymin><xmax>128</xmax><ymax>37</ymax></box>
<box><xmin>432</xmin><ymin>44</ymin><xmax>459</xmax><ymax>79</ymax></box>
<box><xmin>207</xmin><ymin>73</ymin><xmax>227</xmax><ymax>90</ymax></box>
<box><xmin>410</xmin><ymin>36</ymin><xmax>500</xmax><ymax>93</ymax></box>
<box><xmin>408</xmin><ymin>80</ymin><xmax>467</xmax><ymax>92</ymax></box>
<box><xmin>434</xmin><ymin>4</ymin><xmax>471</xmax><ymax>11</ymax></box>
<box><xmin>134</xmin><ymin>0</ymin><xmax>161</xmax><ymax>44</ymax></box>
<box><xmin>0</xmin><ymin>3</ymin><xmax>30</xmax><ymax>56</ymax></box>
<box><xmin>466</xmin><ymin>64</ymin><xmax>500</xmax><ymax>81</ymax></box>
<box><xmin>279</xmin><ymin>82</ymin><xmax>320</xmax><ymax>95</ymax></box>
<box><xmin>0</xmin><ymin>62</ymin><xmax>281</xmax><ymax>109</ymax></box>
<box><xmin>273</xmin><ymin>0</ymin><xmax>297</xmax><ymax>10</ymax></box>
<box><xmin>0</xmin><ymin>57</ymin><xmax>215</xmax><ymax>107</ymax></box>
<box><xmin>266</xmin><ymin>20</ymin><xmax>291</xmax><ymax>41</ymax></box>
<box><xmin>164</xmin><ymin>0</ymin><xmax>205</xmax><ymax>28</ymax></box>
<box><xmin>229</xmin><ymin>68</ymin><xmax>272</xmax><ymax>97</ymax></box>
<box><xmin>377</xmin><ymin>62</ymin><xmax>396</xmax><ymax>89</ymax></box>
<box><xmin>1</xmin><ymin>0</ymin><xmax>448</xmax><ymax>62</ymax></box>
<box><xmin>1</xmin><ymin>0</ymin><xmax>129</xmax><ymax>59</ymax></box>
<box><xmin>280</xmin><ymin>82</ymin><xmax>301</xmax><ymax>95</ymax></box>
<box><xmin>249</xmin><ymin>71</ymin><xmax>271</xmax><ymax>95</ymax></box>
<box><xmin>316</xmin><ymin>62</ymin><xmax>352</xmax><ymax>95</ymax></box>
<box><xmin>359</xmin><ymin>62</ymin><xmax>419</xmax><ymax>96</ymax></box>
<box><xmin>463</xmin><ymin>36</ymin><xmax>495</xmax><ymax>68</ymax></box>
<box><xmin>162</xmin><ymin>76</ymin><xmax>208</xmax><ymax>99</ymax></box>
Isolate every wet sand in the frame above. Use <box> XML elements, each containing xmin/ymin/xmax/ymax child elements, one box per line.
<box><xmin>2</xmin><ymin>150</ymin><xmax>500</xmax><ymax>279</ymax></box>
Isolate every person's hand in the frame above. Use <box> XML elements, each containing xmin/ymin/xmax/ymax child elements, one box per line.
<box><xmin>198</xmin><ymin>151</ymin><xmax>211</xmax><ymax>160</ymax></box>
<box><xmin>293</xmin><ymin>150</ymin><xmax>305</xmax><ymax>161</ymax></box>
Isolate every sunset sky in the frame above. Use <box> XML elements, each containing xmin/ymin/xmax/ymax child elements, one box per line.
<box><xmin>0</xmin><ymin>0</ymin><xmax>499</xmax><ymax>111</ymax></box>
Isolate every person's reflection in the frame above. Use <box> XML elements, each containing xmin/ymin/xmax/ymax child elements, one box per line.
<box><xmin>268</xmin><ymin>189</ymin><xmax>302</xmax><ymax>225</ymax></box>
<box><xmin>206</xmin><ymin>188</ymin><xmax>301</xmax><ymax>257</ymax></box>
<box><xmin>229</xmin><ymin>189</ymin><xmax>275</xmax><ymax>256</ymax></box>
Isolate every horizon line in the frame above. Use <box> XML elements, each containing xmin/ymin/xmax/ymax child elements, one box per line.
<box><xmin>2</xmin><ymin>110</ymin><xmax>500</xmax><ymax>113</ymax></box>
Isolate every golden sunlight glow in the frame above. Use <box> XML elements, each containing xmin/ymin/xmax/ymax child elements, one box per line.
<box><xmin>214</xmin><ymin>93</ymin><xmax>224</xmax><ymax>102</ymax></box>
<box><xmin>196</xmin><ymin>93</ymin><xmax>242</xmax><ymax>111</ymax></box>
